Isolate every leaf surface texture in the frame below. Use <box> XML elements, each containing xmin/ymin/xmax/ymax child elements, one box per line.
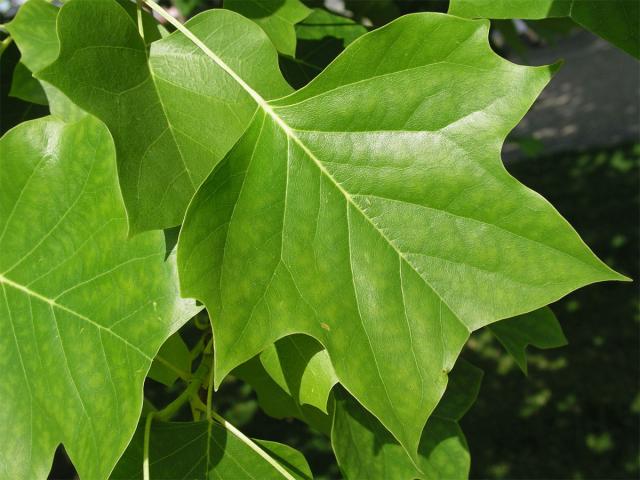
<box><xmin>177</xmin><ymin>11</ymin><xmax>624</xmax><ymax>456</ymax></box>
<box><xmin>0</xmin><ymin>115</ymin><xmax>199</xmax><ymax>479</ymax></box>
<box><xmin>40</xmin><ymin>0</ymin><xmax>292</xmax><ymax>232</ymax></box>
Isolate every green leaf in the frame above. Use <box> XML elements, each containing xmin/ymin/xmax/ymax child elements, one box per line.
<box><xmin>9</xmin><ymin>62</ymin><xmax>48</xmax><ymax>105</ymax></box>
<box><xmin>235</xmin><ymin>334</ymin><xmax>337</xmax><ymax>434</ymax></box>
<box><xmin>147</xmin><ymin>331</ymin><xmax>192</xmax><ymax>386</ymax></box>
<box><xmin>225</xmin><ymin>0</ymin><xmax>312</xmax><ymax>57</ymax></box>
<box><xmin>280</xmin><ymin>8</ymin><xmax>367</xmax><ymax>88</ymax></box>
<box><xmin>448</xmin><ymin>0</ymin><xmax>640</xmax><ymax>58</ymax></box>
<box><xmin>177</xmin><ymin>11</ymin><xmax>625</xmax><ymax>457</ymax></box>
<box><xmin>40</xmin><ymin>0</ymin><xmax>292</xmax><ymax>233</ymax></box>
<box><xmin>6</xmin><ymin>0</ymin><xmax>86</xmax><ymax>121</ymax></box>
<box><xmin>0</xmin><ymin>115</ymin><xmax>199</xmax><ymax>479</ymax></box>
<box><xmin>111</xmin><ymin>420</ymin><xmax>312</xmax><ymax>479</ymax></box>
<box><xmin>260</xmin><ymin>335</ymin><xmax>338</xmax><ymax>414</ymax></box>
<box><xmin>489</xmin><ymin>306</ymin><xmax>567</xmax><ymax>374</ymax></box>
<box><xmin>0</xmin><ymin>43</ymin><xmax>49</xmax><ymax>135</ymax></box>
<box><xmin>6</xmin><ymin>0</ymin><xmax>59</xmax><ymax>72</ymax></box>
<box><xmin>332</xmin><ymin>360</ymin><xmax>482</xmax><ymax>479</ymax></box>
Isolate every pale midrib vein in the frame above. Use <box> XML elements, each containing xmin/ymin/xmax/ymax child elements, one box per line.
<box><xmin>143</xmin><ymin>0</ymin><xmax>462</xmax><ymax>324</ymax></box>
<box><xmin>0</xmin><ymin>273</ymin><xmax>152</xmax><ymax>361</ymax></box>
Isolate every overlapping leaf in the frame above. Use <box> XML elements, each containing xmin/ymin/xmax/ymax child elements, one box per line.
<box><xmin>147</xmin><ymin>331</ymin><xmax>192</xmax><ymax>386</ymax></box>
<box><xmin>332</xmin><ymin>360</ymin><xmax>482</xmax><ymax>479</ymax></box>
<box><xmin>226</xmin><ymin>0</ymin><xmax>311</xmax><ymax>56</ymax></box>
<box><xmin>112</xmin><ymin>420</ymin><xmax>312</xmax><ymax>479</ymax></box>
<box><xmin>177</xmin><ymin>10</ymin><xmax>625</xmax><ymax>457</ymax></box>
<box><xmin>9</xmin><ymin>62</ymin><xmax>47</xmax><ymax>105</ymax></box>
<box><xmin>40</xmin><ymin>0</ymin><xmax>292</xmax><ymax>232</ymax></box>
<box><xmin>0</xmin><ymin>44</ymin><xmax>48</xmax><ymax>134</ymax></box>
<box><xmin>490</xmin><ymin>306</ymin><xmax>567</xmax><ymax>374</ymax></box>
<box><xmin>0</xmin><ymin>115</ymin><xmax>199</xmax><ymax>479</ymax></box>
<box><xmin>235</xmin><ymin>334</ymin><xmax>337</xmax><ymax>433</ymax></box>
<box><xmin>239</xmin><ymin>335</ymin><xmax>480</xmax><ymax>477</ymax></box>
<box><xmin>449</xmin><ymin>0</ymin><xmax>640</xmax><ymax>58</ymax></box>
<box><xmin>6</xmin><ymin>0</ymin><xmax>85</xmax><ymax>121</ymax></box>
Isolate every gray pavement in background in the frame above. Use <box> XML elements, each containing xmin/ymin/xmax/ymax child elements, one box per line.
<box><xmin>504</xmin><ymin>29</ymin><xmax>640</xmax><ymax>160</ymax></box>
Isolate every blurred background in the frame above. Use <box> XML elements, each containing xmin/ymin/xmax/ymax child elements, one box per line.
<box><xmin>2</xmin><ymin>0</ymin><xmax>638</xmax><ymax>478</ymax></box>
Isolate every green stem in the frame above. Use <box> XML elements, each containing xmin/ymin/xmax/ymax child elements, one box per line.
<box><xmin>142</xmin><ymin>412</ymin><xmax>154</xmax><ymax>480</ymax></box>
<box><xmin>156</xmin><ymin>360</ymin><xmax>208</xmax><ymax>421</ymax></box>
<box><xmin>201</xmin><ymin>355</ymin><xmax>293</xmax><ymax>479</ymax></box>
<box><xmin>0</xmin><ymin>36</ymin><xmax>13</xmax><ymax>55</ymax></box>
<box><xmin>189</xmin><ymin>334</ymin><xmax>207</xmax><ymax>360</ymax></box>
<box><xmin>205</xmin><ymin>354</ymin><xmax>215</xmax><ymax>419</ymax></box>
<box><xmin>136</xmin><ymin>0</ymin><xmax>145</xmax><ymax>40</ymax></box>
<box><xmin>142</xmin><ymin>358</ymin><xmax>210</xmax><ymax>479</ymax></box>
<box><xmin>194</xmin><ymin>312</ymin><xmax>210</xmax><ymax>330</ymax></box>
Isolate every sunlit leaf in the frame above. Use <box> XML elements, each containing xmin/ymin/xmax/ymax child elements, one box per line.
<box><xmin>40</xmin><ymin>0</ymin><xmax>292</xmax><ymax>232</ymax></box>
<box><xmin>0</xmin><ymin>115</ymin><xmax>199</xmax><ymax>479</ymax></box>
<box><xmin>235</xmin><ymin>334</ymin><xmax>337</xmax><ymax>433</ymax></box>
<box><xmin>5</xmin><ymin>0</ymin><xmax>85</xmax><ymax>121</ymax></box>
<box><xmin>177</xmin><ymin>10</ymin><xmax>625</xmax><ymax>458</ymax></box>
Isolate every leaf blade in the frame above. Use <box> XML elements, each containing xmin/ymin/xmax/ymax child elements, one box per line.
<box><xmin>39</xmin><ymin>0</ymin><xmax>292</xmax><ymax>232</ymax></box>
<box><xmin>225</xmin><ymin>0</ymin><xmax>312</xmax><ymax>56</ymax></box>
<box><xmin>0</xmin><ymin>115</ymin><xmax>199</xmax><ymax>479</ymax></box>
<box><xmin>175</xmin><ymin>10</ymin><xmax>623</xmax><ymax>457</ymax></box>
<box><xmin>489</xmin><ymin>306</ymin><xmax>567</xmax><ymax>374</ymax></box>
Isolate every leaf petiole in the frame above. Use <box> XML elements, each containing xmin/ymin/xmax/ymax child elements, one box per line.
<box><xmin>135</xmin><ymin>0</ymin><xmax>145</xmax><ymax>40</ymax></box>
<box><xmin>0</xmin><ymin>36</ymin><xmax>13</xmax><ymax>55</ymax></box>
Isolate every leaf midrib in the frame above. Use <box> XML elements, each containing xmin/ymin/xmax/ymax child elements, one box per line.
<box><xmin>145</xmin><ymin>0</ymin><xmax>465</xmax><ymax>326</ymax></box>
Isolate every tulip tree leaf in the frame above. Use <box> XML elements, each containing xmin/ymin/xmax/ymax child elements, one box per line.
<box><xmin>9</xmin><ymin>62</ymin><xmax>48</xmax><ymax>105</ymax></box>
<box><xmin>260</xmin><ymin>334</ymin><xmax>338</xmax><ymax>414</ymax></box>
<box><xmin>225</xmin><ymin>0</ymin><xmax>312</xmax><ymax>57</ymax></box>
<box><xmin>177</xmin><ymin>10</ymin><xmax>625</xmax><ymax>458</ymax></box>
<box><xmin>332</xmin><ymin>359</ymin><xmax>482</xmax><ymax>479</ymax></box>
<box><xmin>5</xmin><ymin>0</ymin><xmax>59</xmax><ymax>72</ymax></box>
<box><xmin>6</xmin><ymin>0</ymin><xmax>85</xmax><ymax>121</ymax></box>
<box><xmin>448</xmin><ymin>0</ymin><xmax>640</xmax><ymax>58</ymax></box>
<box><xmin>235</xmin><ymin>334</ymin><xmax>337</xmax><ymax>434</ymax></box>
<box><xmin>111</xmin><ymin>420</ymin><xmax>312</xmax><ymax>479</ymax></box>
<box><xmin>0</xmin><ymin>115</ymin><xmax>200</xmax><ymax>479</ymax></box>
<box><xmin>489</xmin><ymin>306</ymin><xmax>567</xmax><ymax>374</ymax></box>
<box><xmin>40</xmin><ymin>0</ymin><xmax>292</xmax><ymax>233</ymax></box>
<box><xmin>0</xmin><ymin>43</ymin><xmax>49</xmax><ymax>135</ymax></box>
